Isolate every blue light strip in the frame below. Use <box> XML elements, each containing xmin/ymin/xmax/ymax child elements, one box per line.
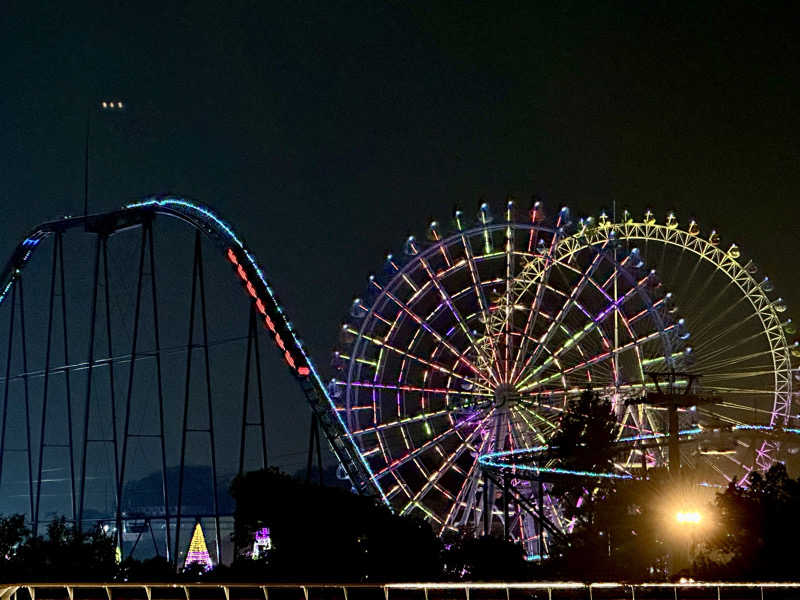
<box><xmin>478</xmin><ymin>424</ymin><xmax>800</xmax><ymax>480</ymax></box>
<box><xmin>127</xmin><ymin>198</ymin><xmax>245</xmax><ymax>248</ymax></box>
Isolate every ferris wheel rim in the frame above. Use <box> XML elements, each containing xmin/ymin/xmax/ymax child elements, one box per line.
<box><xmin>342</xmin><ymin>221</ymin><xmax>562</xmax><ymax>420</ymax></box>
<box><xmin>547</xmin><ymin>222</ymin><xmax>792</xmax><ymax>412</ymax></box>
<box><xmin>335</xmin><ymin>212</ymin><xmax>684</xmax><ymax>534</ymax></box>
<box><xmin>529</xmin><ymin>220</ymin><xmax>793</xmax><ymax>471</ymax></box>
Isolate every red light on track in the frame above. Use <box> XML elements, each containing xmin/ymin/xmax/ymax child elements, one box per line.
<box><xmin>229</xmin><ymin>249</ymin><xmax>309</xmax><ymax>379</ymax></box>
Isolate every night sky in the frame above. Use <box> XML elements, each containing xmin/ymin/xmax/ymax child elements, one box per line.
<box><xmin>3</xmin><ymin>2</ymin><xmax>800</xmax><ymax>471</ymax></box>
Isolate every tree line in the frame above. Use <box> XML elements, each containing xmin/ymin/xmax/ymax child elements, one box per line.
<box><xmin>0</xmin><ymin>391</ymin><xmax>796</xmax><ymax>581</ymax></box>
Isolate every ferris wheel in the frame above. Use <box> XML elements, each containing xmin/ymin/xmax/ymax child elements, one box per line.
<box><xmin>330</xmin><ymin>201</ymin><xmax>796</xmax><ymax>556</ymax></box>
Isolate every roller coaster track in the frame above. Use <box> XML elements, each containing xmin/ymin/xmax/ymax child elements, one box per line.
<box><xmin>0</xmin><ymin>197</ymin><xmax>383</xmax><ymax>506</ymax></box>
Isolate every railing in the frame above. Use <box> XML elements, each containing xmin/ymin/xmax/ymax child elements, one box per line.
<box><xmin>2</xmin><ymin>582</ymin><xmax>800</xmax><ymax>600</ymax></box>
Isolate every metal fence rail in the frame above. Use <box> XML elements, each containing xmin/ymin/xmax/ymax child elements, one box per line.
<box><xmin>2</xmin><ymin>582</ymin><xmax>800</xmax><ymax>600</ymax></box>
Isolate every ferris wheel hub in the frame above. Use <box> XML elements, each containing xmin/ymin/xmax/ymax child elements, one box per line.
<box><xmin>493</xmin><ymin>383</ymin><xmax>518</xmax><ymax>409</ymax></box>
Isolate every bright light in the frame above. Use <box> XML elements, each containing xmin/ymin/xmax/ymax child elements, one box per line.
<box><xmin>100</xmin><ymin>100</ymin><xmax>125</xmax><ymax>111</ymax></box>
<box><xmin>676</xmin><ymin>510</ymin><xmax>702</xmax><ymax>524</ymax></box>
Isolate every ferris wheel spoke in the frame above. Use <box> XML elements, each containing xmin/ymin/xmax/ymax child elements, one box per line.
<box><xmin>691</xmin><ymin>336</ymin><xmax>774</xmax><ymax>371</ymax></box>
<box><xmin>339</xmin><ymin>379</ymin><xmax>494</xmax><ymax>399</ymax></box>
<box><xmin>706</xmin><ymin>388</ymin><xmax>780</xmax><ymax>400</ymax></box>
<box><xmin>510</xmin><ymin>294</ymin><xmax>619</xmax><ymax>393</ymax></box>
<box><xmin>516</xmin><ymin>399</ymin><xmax>566</xmax><ymax>418</ymax></box>
<box><xmin>377</xmin><ymin>288</ymin><xmax>497</xmax><ymax>387</ymax></box>
<box><xmin>711</xmin><ymin>401</ymin><xmax>777</xmax><ymax>415</ymax></box>
<box><xmin>688</xmin><ymin>281</ymin><xmax>750</xmax><ymax>340</ymax></box>
<box><xmin>508</xmin><ymin>236</ymin><xmax>564</xmax><ymax>383</ymax></box>
<box><xmin>508</xmin><ymin>406</ymin><xmax>546</xmax><ymax>453</ymax></box>
<box><xmin>440</xmin><ymin>421</ymin><xmax>496</xmax><ymax>532</ymax></box>
<box><xmin>399</xmin><ymin>409</ymin><xmax>494</xmax><ymax>515</ymax></box>
<box><xmin>719</xmin><ymin>451</ymin><xmax>746</xmax><ymax>471</ymax></box>
<box><xmin>502</xmin><ymin>221</ymin><xmax>516</xmax><ymax>381</ymax></box>
<box><xmin>694</xmin><ymin>352</ymin><xmax>777</xmax><ymax>375</ymax></box>
<box><xmin>507</xmin><ymin>409</ymin><xmax>527</xmax><ymax>450</ymax></box>
<box><xmin>457</xmin><ymin>233</ymin><xmax>507</xmax><ymax>379</ymax></box>
<box><xmin>541</xmin><ymin>483</ymin><xmax>568</xmax><ymax>534</ymax></box>
<box><xmin>373</xmin><ymin>408</ymin><xmax>487</xmax><ymax>479</ymax></box>
<box><xmin>690</xmin><ymin>312</ymin><xmax>762</xmax><ymax>356</ymax></box>
<box><xmin>349</xmin><ymin>409</ymin><xmax>456</xmax><ymax>437</ymax></box>
<box><xmin>703</xmin><ymin>366</ymin><xmax>784</xmax><ymax>382</ymax></box>
<box><xmin>677</xmin><ymin>257</ymin><xmax>718</xmax><ymax>313</ymax></box>
<box><xmin>512</xmin><ymin>404</ymin><xmax>558</xmax><ymax>438</ymax></box>
<box><xmin>519</xmin><ymin>325</ymin><xmax>676</xmax><ymax>392</ymax></box>
<box><xmin>695</xmin><ymin>407</ymin><xmax>748</xmax><ymax>426</ymax></box>
<box><xmin>514</xmin><ymin>380</ymin><xmax>641</xmax><ymax>403</ymax></box>
<box><xmin>521</xmin><ymin>248</ymin><xmax>609</xmax><ymax>381</ymax></box>
<box><xmin>509</xmin><ymin>311</ymin><xmax>577</xmax><ymax>388</ymax></box>
<box><xmin>353</xmin><ymin>330</ymin><xmax>493</xmax><ymax>392</ymax></box>
<box><xmin>515</xmin><ymin>283</ymin><xmax>643</xmax><ymax>388</ymax></box>
<box><xmin>416</xmin><ymin>256</ymin><xmax>501</xmax><ymax>386</ymax></box>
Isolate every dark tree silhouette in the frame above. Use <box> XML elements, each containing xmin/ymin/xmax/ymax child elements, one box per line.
<box><xmin>0</xmin><ymin>517</ymin><xmax>117</xmax><ymax>582</ymax></box>
<box><xmin>547</xmin><ymin>389</ymin><xmax>618</xmax><ymax>526</ymax></box>
<box><xmin>441</xmin><ymin>529</ymin><xmax>530</xmax><ymax>581</ymax></box>
<box><xmin>229</xmin><ymin>467</ymin><xmax>441</xmax><ymax>581</ymax></box>
<box><xmin>694</xmin><ymin>462</ymin><xmax>800</xmax><ymax>580</ymax></box>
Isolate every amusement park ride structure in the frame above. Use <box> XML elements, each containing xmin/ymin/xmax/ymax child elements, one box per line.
<box><xmin>0</xmin><ymin>197</ymin><xmax>796</xmax><ymax>563</ymax></box>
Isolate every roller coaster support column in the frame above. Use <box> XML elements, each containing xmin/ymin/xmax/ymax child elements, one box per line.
<box><xmin>115</xmin><ymin>221</ymin><xmax>172</xmax><ymax>560</ymax></box>
<box><xmin>59</xmin><ymin>233</ymin><xmax>78</xmax><ymax>525</ymax></box>
<box><xmin>306</xmin><ymin>414</ymin><xmax>323</xmax><ymax>486</ymax></box>
<box><xmin>34</xmin><ymin>236</ymin><xmax>59</xmax><ymax>534</ymax></box>
<box><xmin>238</xmin><ymin>309</ymin><xmax>269</xmax><ymax>475</ymax></box>
<box><xmin>0</xmin><ymin>276</ymin><xmax>35</xmax><ymax>524</ymax></box>
<box><xmin>116</xmin><ymin>224</ymin><xmax>147</xmax><ymax>554</ymax></box>
<box><xmin>146</xmin><ymin>225</ymin><xmax>172</xmax><ymax>561</ymax></box>
<box><xmin>174</xmin><ymin>231</ymin><xmax>221</xmax><ymax>565</ymax></box>
<box><xmin>78</xmin><ymin>236</ymin><xmax>102</xmax><ymax>532</ymax></box>
<box><xmin>33</xmin><ymin>232</ymin><xmax>80</xmax><ymax>535</ymax></box>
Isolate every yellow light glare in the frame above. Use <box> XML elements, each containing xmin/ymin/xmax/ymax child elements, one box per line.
<box><xmin>676</xmin><ymin>510</ymin><xmax>701</xmax><ymax>524</ymax></box>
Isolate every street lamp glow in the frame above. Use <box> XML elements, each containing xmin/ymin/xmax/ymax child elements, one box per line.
<box><xmin>676</xmin><ymin>510</ymin><xmax>702</xmax><ymax>524</ymax></box>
